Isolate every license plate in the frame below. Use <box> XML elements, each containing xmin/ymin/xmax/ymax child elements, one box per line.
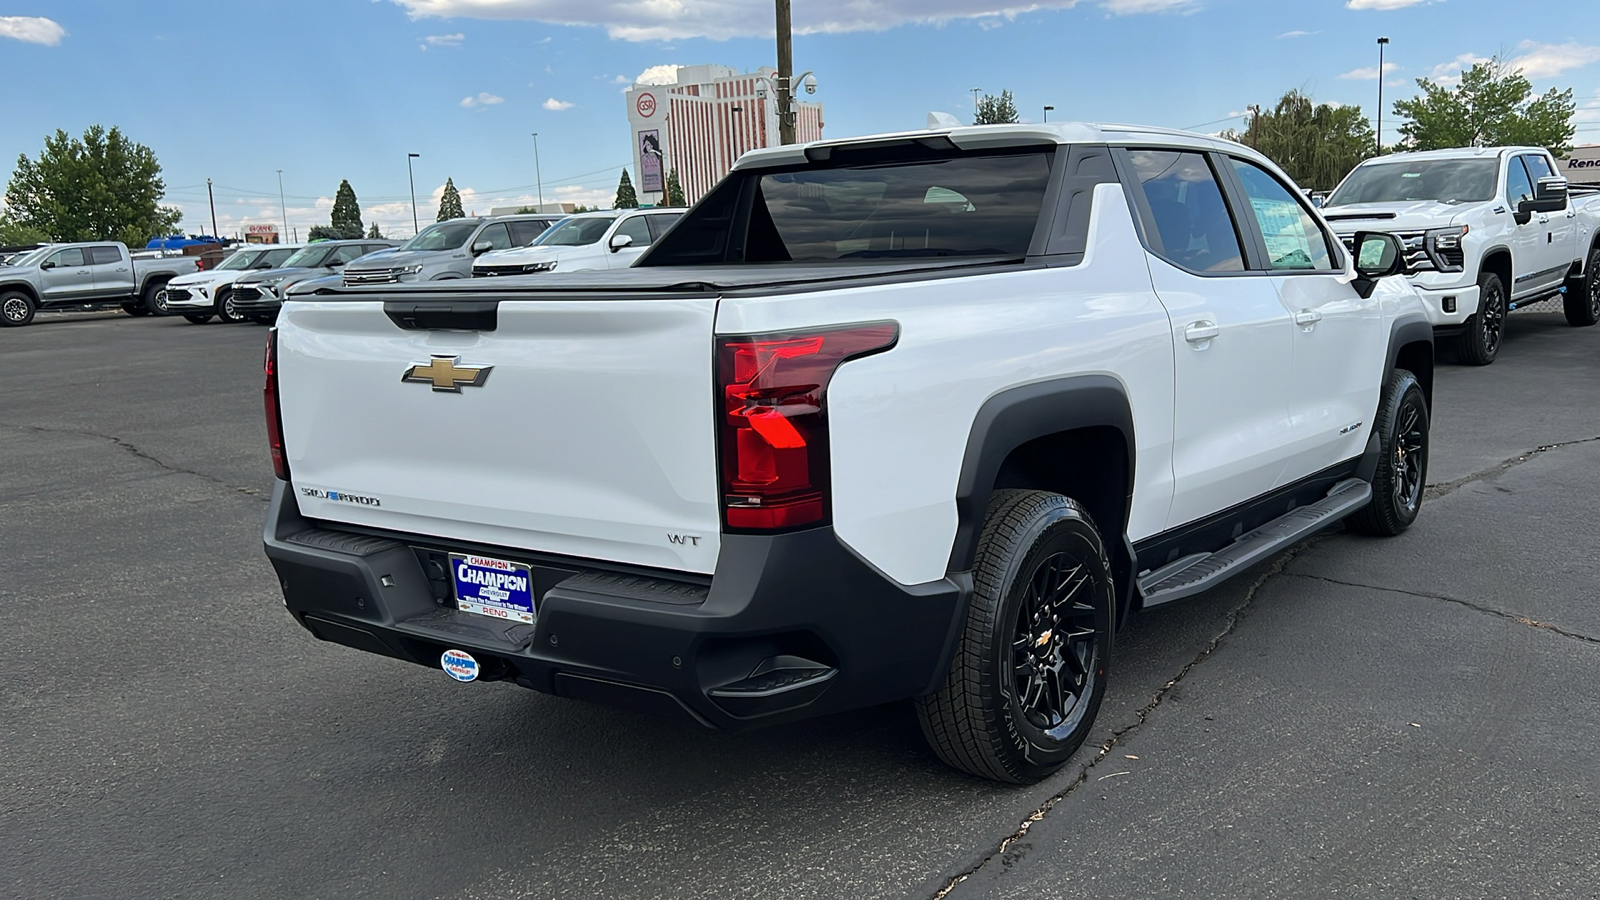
<box><xmin>450</xmin><ymin>554</ymin><xmax>535</xmax><ymax>624</ymax></box>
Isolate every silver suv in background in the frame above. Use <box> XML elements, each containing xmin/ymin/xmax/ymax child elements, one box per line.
<box><xmin>342</xmin><ymin>214</ymin><xmax>564</xmax><ymax>285</ymax></box>
<box><xmin>231</xmin><ymin>239</ymin><xmax>400</xmax><ymax>323</ymax></box>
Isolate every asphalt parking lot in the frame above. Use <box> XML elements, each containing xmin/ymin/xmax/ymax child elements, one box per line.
<box><xmin>4</xmin><ymin>309</ymin><xmax>1598</xmax><ymax>900</ymax></box>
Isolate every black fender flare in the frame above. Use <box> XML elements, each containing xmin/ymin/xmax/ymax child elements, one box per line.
<box><xmin>0</xmin><ymin>281</ymin><xmax>40</xmax><ymax>302</ymax></box>
<box><xmin>1359</xmin><ymin>314</ymin><xmax>1433</xmax><ymax>482</ymax></box>
<box><xmin>945</xmin><ymin>374</ymin><xmax>1137</xmax><ymax>615</ymax></box>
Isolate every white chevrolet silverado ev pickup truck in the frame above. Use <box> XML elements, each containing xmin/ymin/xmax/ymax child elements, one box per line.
<box><xmin>1323</xmin><ymin>146</ymin><xmax>1600</xmax><ymax>365</ymax></box>
<box><xmin>263</xmin><ymin>122</ymin><xmax>1434</xmax><ymax>783</ymax></box>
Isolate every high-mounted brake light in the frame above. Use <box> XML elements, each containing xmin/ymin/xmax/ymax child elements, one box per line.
<box><xmin>716</xmin><ymin>322</ymin><xmax>898</xmax><ymax>531</ymax></box>
<box><xmin>264</xmin><ymin>329</ymin><xmax>289</xmax><ymax>480</ymax></box>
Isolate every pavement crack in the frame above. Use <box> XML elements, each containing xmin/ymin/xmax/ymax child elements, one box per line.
<box><xmin>1425</xmin><ymin>434</ymin><xmax>1600</xmax><ymax>501</ymax></box>
<box><xmin>0</xmin><ymin>421</ymin><xmax>269</xmax><ymax>502</ymax></box>
<box><xmin>1286</xmin><ymin>573</ymin><xmax>1600</xmax><ymax>646</ymax></box>
<box><xmin>928</xmin><ymin>543</ymin><xmax>1313</xmax><ymax>899</ymax></box>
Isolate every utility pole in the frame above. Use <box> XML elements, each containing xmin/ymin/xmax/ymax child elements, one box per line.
<box><xmin>276</xmin><ymin>170</ymin><xmax>288</xmax><ymax>244</ymax></box>
<box><xmin>1376</xmin><ymin>36</ymin><xmax>1390</xmax><ymax>155</ymax></box>
<box><xmin>971</xmin><ymin>87</ymin><xmax>984</xmax><ymax>122</ymax></box>
<box><xmin>407</xmin><ymin>153</ymin><xmax>421</xmax><ymax>233</ymax></box>
<box><xmin>776</xmin><ymin>0</ymin><xmax>795</xmax><ymax>144</ymax></box>
<box><xmin>1043</xmin><ymin>105</ymin><xmax>1054</xmax><ymax>123</ymax></box>
<box><xmin>531</xmin><ymin>133</ymin><xmax>545</xmax><ymax>210</ymax></box>
<box><xmin>206</xmin><ymin>178</ymin><xmax>218</xmax><ymax>238</ymax></box>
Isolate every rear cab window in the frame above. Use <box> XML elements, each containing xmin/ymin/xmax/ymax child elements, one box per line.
<box><xmin>641</xmin><ymin>146</ymin><xmax>1055</xmax><ymax>266</ymax></box>
<box><xmin>88</xmin><ymin>246</ymin><xmax>123</xmax><ymax>265</ymax></box>
<box><xmin>1120</xmin><ymin>149</ymin><xmax>1245</xmax><ymax>273</ymax></box>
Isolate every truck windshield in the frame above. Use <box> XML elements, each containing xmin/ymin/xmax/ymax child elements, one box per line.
<box><xmin>1326</xmin><ymin>159</ymin><xmax>1499</xmax><ymax>206</ymax></box>
<box><xmin>215</xmin><ymin>249</ymin><xmax>264</xmax><ymax>271</ymax></box>
<box><xmin>281</xmin><ymin>245</ymin><xmax>333</xmax><ymax>268</ymax></box>
<box><xmin>6</xmin><ymin>246</ymin><xmax>54</xmax><ymax>267</ymax></box>
<box><xmin>536</xmin><ymin>217</ymin><xmax>617</xmax><ymax>246</ymax></box>
<box><xmin>401</xmin><ymin>221</ymin><xmax>479</xmax><ymax>251</ymax></box>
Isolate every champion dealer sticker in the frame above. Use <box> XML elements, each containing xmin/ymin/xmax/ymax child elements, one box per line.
<box><xmin>440</xmin><ymin>649</ymin><xmax>479</xmax><ymax>682</ymax></box>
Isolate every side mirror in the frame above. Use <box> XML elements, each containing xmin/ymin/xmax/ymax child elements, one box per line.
<box><xmin>1520</xmin><ymin>176</ymin><xmax>1569</xmax><ymax>216</ymax></box>
<box><xmin>609</xmin><ymin>233</ymin><xmax>634</xmax><ymax>253</ymax></box>
<box><xmin>471</xmin><ymin>240</ymin><xmax>494</xmax><ymax>255</ymax></box>
<box><xmin>39</xmin><ymin>261</ymin><xmax>55</xmax><ymax>270</ymax></box>
<box><xmin>1351</xmin><ymin>231</ymin><xmax>1405</xmax><ymax>299</ymax></box>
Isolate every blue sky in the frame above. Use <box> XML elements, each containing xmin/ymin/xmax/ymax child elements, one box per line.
<box><xmin>3</xmin><ymin>0</ymin><xmax>1597</xmax><ymax>239</ymax></box>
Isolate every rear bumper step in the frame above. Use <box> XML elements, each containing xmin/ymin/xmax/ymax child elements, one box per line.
<box><xmin>262</xmin><ymin>482</ymin><xmax>967</xmax><ymax>730</ymax></box>
<box><xmin>1138</xmin><ymin>478</ymin><xmax>1372</xmax><ymax>608</ymax></box>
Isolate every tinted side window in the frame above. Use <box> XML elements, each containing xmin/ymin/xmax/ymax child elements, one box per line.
<box><xmin>647</xmin><ymin>213</ymin><xmax>683</xmax><ymax>240</ymax></box>
<box><xmin>88</xmin><ymin>246</ymin><xmax>122</xmax><ymax>265</ymax></box>
<box><xmin>1125</xmin><ymin>149</ymin><xmax>1243</xmax><ymax>273</ymax></box>
<box><xmin>328</xmin><ymin>245</ymin><xmax>367</xmax><ymax>266</ymax></box>
<box><xmin>615</xmin><ymin>216</ymin><xmax>654</xmax><ymax>247</ymax></box>
<box><xmin>1229</xmin><ymin>159</ymin><xmax>1334</xmax><ymax>271</ymax></box>
<box><xmin>1506</xmin><ymin>158</ymin><xmax>1534</xmax><ymax>206</ymax></box>
<box><xmin>48</xmin><ymin>248</ymin><xmax>87</xmax><ymax>267</ymax></box>
<box><xmin>478</xmin><ymin>223</ymin><xmax>512</xmax><ymax>251</ymax></box>
<box><xmin>508</xmin><ymin>221</ymin><xmax>550</xmax><ymax>246</ymax></box>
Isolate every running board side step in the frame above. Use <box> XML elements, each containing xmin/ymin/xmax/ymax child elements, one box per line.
<box><xmin>1137</xmin><ymin>478</ymin><xmax>1372</xmax><ymax>609</ymax></box>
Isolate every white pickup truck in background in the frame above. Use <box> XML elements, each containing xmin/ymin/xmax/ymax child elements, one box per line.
<box><xmin>1322</xmin><ymin>146</ymin><xmax>1600</xmax><ymax>365</ymax></box>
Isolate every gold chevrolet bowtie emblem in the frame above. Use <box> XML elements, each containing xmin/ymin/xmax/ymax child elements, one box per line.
<box><xmin>402</xmin><ymin>355</ymin><xmax>493</xmax><ymax>392</ymax></box>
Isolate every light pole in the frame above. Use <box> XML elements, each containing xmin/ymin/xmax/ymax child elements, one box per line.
<box><xmin>1043</xmin><ymin>105</ymin><xmax>1054</xmax><ymax>123</ymax></box>
<box><xmin>406</xmin><ymin>153</ymin><xmax>420</xmax><ymax>233</ymax></box>
<box><xmin>206</xmin><ymin>178</ymin><xmax>218</xmax><ymax>238</ymax></box>
<box><xmin>971</xmin><ymin>87</ymin><xmax>983</xmax><ymax>122</ymax></box>
<box><xmin>531</xmin><ymin>133</ymin><xmax>544</xmax><ymax>211</ymax></box>
<box><xmin>775</xmin><ymin>0</ymin><xmax>794</xmax><ymax>144</ymax></box>
<box><xmin>1376</xmin><ymin>37</ymin><xmax>1390</xmax><ymax>155</ymax></box>
<box><xmin>276</xmin><ymin>169</ymin><xmax>287</xmax><ymax>243</ymax></box>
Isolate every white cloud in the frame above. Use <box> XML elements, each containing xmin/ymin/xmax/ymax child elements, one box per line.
<box><xmin>635</xmin><ymin>64</ymin><xmax>680</xmax><ymax>85</ymax></box>
<box><xmin>1276</xmin><ymin>29</ymin><xmax>1319</xmax><ymax>39</ymax></box>
<box><xmin>423</xmin><ymin>32</ymin><xmax>464</xmax><ymax>47</ymax></box>
<box><xmin>1508</xmin><ymin>41</ymin><xmax>1600</xmax><ymax>79</ymax></box>
<box><xmin>1427</xmin><ymin>52</ymin><xmax>1490</xmax><ymax>86</ymax></box>
<box><xmin>387</xmin><ymin>0</ymin><xmax>1194</xmax><ymax>41</ymax></box>
<box><xmin>542</xmin><ymin>97</ymin><xmax>575</xmax><ymax>110</ymax></box>
<box><xmin>1339</xmin><ymin>62</ymin><xmax>1399</xmax><ymax>80</ymax></box>
<box><xmin>1345</xmin><ymin>0</ymin><xmax>1431</xmax><ymax>8</ymax></box>
<box><xmin>0</xmin><ymin>16</ymin><xmax>66</xmax><ymax>45</ymax></box>
<box><xmin>460</xmin><ymin>92</ymin><xmax>505</xmax><ymax>107</ymax></box>
<box><xmin>610</xmin><ymin>74</ymin><xmax>630</xmax><ymax>84</ymax></box>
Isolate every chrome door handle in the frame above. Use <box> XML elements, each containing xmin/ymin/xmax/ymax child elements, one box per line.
<box><xmin>1294</xmin><ymin>309</ymin><xmax>1323</xmax><ymax>327</ymax></box>
<box><xmin>1184</xmin><ymin>321</ymin><xmax>1220</xmax><ymax>343</ymax></box>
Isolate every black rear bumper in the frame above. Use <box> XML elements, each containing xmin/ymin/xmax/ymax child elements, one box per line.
<box><xmin>263</xmin><ymin>482</ymin><xmax>968</xmax><ymax>730</ymax></box>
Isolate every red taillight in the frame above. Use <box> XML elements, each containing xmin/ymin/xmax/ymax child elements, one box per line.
<box><xmin>716</xmin><ymin>323</ymin><xmax>898</xmax><ymax>531</ymax></box>
<box><xmin>264</xmin><ymin>330</ymin><xmax>289</xmax><ymax>480</ymax></box>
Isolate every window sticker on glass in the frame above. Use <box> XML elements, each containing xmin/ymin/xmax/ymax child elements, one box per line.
<box><xmin>1250</xmin><ymin>197</ymin><xmax>1317</xmax><ymax>269</ymax></box>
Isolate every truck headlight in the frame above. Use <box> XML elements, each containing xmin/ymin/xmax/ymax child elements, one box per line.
<box><xmin>523</xmin><ymin>261</ymin><xmax>557</xmax><ymax>273</ymax></box>
<box><xmin>397</xmin><ymin>264</ymin><xmax>423</xmax><ymax>275</ymax></box>
<box><xmin>1424</xmin><ymin>226</ymin><xmax>1468</xmax><ymax>272</ymax></box>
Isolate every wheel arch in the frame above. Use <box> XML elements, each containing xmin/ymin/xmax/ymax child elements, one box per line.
<box><xmin>0</xmin><ymin>281</ymin><xmax>41</xmax><ymax>303</ymax></box>
<box><xmin>947</xmin><ymin>375</ymin><xmax>1137</xmax><ymax>622</ymax></box>
<box><xmin>1480</xmin><ymin>246</ymin><xmax>1513</xmax><ymax>291</ymax></box>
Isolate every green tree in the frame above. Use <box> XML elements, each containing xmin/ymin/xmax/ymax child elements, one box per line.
<box><xmin>665</xmin><ymin>169</ymin><xmax>687</xmax><ymax>207</ymax></box>
<box><xmin>0</xmin><ymin>219</ymin><xmax>50</xmax><ymax>245</ymax></box>
<box><xmin>613</xmin><ymin>169</ymin><xmax>638</xmax><ymax>209</ymax></box>
<box><xmin>974</xmin><ymin>90</ymin><xmax>1020</xmax><ymax>125</ymax></box>
<box><xmin>1393</xmin><ymin>57</ymin><xmax>1577</xmax><ymax>155</ymax></box>
<box><xmin>367</xmin><ymin>222</ymin><xmax>383</xmax><ymax>238</ymax></box>
<box><xmin>1222</xmin><ymin>90</ymin><xmax>1376</xmax><ymax>191</ymax></box>
<box><xmin>306</xmin><ymin>225</ymin><xmax>340</xmax><ymax>241</ymax></box>
<box><xmin>436</xmin><ymin>178</ymin><xmax>465</xmax><ymax>220</ymax></box>
<box><xmin>330</xmin><ymin>179</ymin><xmax>363</xmax><ymax>239</ymax></box>
<box><xmin>3</xmin><ymin>125</ymin><xmax>181</xmax><ymax>244</ymax></box>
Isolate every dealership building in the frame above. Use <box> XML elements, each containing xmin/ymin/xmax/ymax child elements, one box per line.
<box><xmin>1560</xmin><ymin>145</ymin><xmax>1600</xmax><ymax>185</ymax></box>
<box><xmin>624</xmin><ymin>64</ymin><xmax>823</xmax><ymax>205</ymax></box>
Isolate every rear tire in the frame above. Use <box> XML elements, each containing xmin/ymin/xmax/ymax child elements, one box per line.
<box><xmin>143</xmin><ymin>280</ymin><xmax>170</xmax><ymax>316</ymax></box>
<box><xmin>183</xmin><ymin>314</ymin><xmax>213</xmax><ymax>325</ymax></box>
<box><xmin>916</xmin><ymin>490</ymin><xmax>1114</xmax><ymax>783</ymax></box>
<box><xmin>1564</xmin><ymin>247</ymin><xmax>1600</xmax><ymax>327</ymax></box>
<box><xmin>1457</xmin><ymin>271</ymin><xmax>1504</xmax><ymax>366</ymax></box>
<box><xmin>1349</xmin><ymin>369</ymin><xmax>1429</xmax><ymax>537</ymax></box>
<box><xmin>1</xmin><ymin>291</ymin><xmax>36</xmax><ymax>327</ymax></box>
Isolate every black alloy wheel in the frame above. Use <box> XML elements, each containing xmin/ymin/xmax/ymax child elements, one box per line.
<box><xmin>1565</xmin><ymin>247</ymin><xmax>1600</xmax><ymax>327</ymax></box>
<box><xmin>1</xmin><ymin>291</ymin><xmax>36</xmax><ymax>327</ymax></box>
<box><xmin>1459</xmin><ymin>272</ymin><xmax>1504</xmax><ymax>366</ymax></box>
<box><xmin>917</xmin><ymin>490</ymin><xmax>1113</xmax><ymax>783</ymax></box>
<box><xmin>1349</xmin><ymin>368</ymin><xmax>1429</xmax><ymax>536</ymax></box>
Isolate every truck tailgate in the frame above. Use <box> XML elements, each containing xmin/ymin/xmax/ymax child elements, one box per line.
<box><xmin>274</xmin><ymin>297</ymin><xmax>722</xmax><ymax>574</ymax></box>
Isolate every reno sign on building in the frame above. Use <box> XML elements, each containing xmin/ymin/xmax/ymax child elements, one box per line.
<box><xmin>1560</xmin><ymin>145</ymin><xmax>1600</xmax><ymax>185</ymax></box>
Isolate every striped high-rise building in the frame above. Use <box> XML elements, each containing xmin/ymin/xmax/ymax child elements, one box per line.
<box><xmin>625</xmin><ymin>64</ymin><xmax>824</xmax><ymax>206</ymax></box>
